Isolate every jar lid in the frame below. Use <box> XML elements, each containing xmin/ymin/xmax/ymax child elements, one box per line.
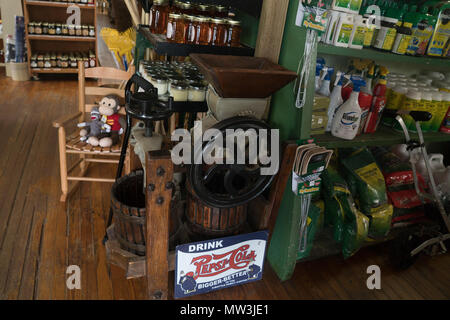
<box><xmin>211</xmin><ymin>18</ymin><xmax>225</xmax><ymax>24</ymax></box>
<box><xmin>195</xmin><ymin>16</ymin><xmax>209</xmax><ymax>22</ymax></box>
<box><xmin>215</xmin><ymin>4</ymin><xmax>227</xmax><ymax>11</ymax></box>
<box><xmin>180</xmin><ymin>2</ymin><xmax>192</xmax><ymax>9</ymax></box>
<box><xmin>198</xmin><ymin>4</ymin><xmax>210</xmax><ymax>11</ymax></box>
<box><xmin>189</xmin><ymin>83</ymin><xmax>207</xmax><ymax>90</ymax></box>
<box><xmin>43</xmin><ymin>22</ymin><xmax>49</xmax><ymax>26</ymax></box>
<box><xmin>152</xmin><ymin>74</ymin><xmax>168</xmax><ymax>82</ymax></box>
<box><xmin>171</xmin><ymin>82</ymin><xmax>189</xmax><ymax>90</ymax></box>
<box><xmin>154</xmin><ymin>0</ymin><xmax>168</xmax><ymax>5</ymax></box>
<box><xmin>169</xmin><ymin>13</ymin><xmax>182</xmax><ymax>19</ymax></box>
<box><xmin>227</xmin><ymin>19</ymin><xmax>241</xmax><ymax>25</ymax></box>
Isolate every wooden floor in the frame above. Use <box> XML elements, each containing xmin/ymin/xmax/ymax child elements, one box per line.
<box><xmin>0</xmin><ymin>71</ymin><xmax>449</xmax><ymax>300</ymax></box>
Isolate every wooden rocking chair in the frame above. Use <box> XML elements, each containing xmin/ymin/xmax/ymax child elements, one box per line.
<box><xmin>53</xmin><ymin>61</ymin><xmax>135</xmax><ymax>202</ymax></box>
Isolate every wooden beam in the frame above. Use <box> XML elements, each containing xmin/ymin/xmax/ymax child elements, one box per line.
<box><xmin>254</xmin><ymin>0</ymin><xmax>289</xmax><ymax>63</ymax></box>
<box><xmin>145</xmin><ymin>151</ymin><xmax>173</xmax><ymax>300</ymax></box>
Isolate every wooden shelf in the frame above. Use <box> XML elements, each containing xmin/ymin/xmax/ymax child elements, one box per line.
<box><xmin>31</xmin><ymin>68</ymin><xmax>79</xmax><ymax>73</ymax></box>
<box><xmin>313</xmin><ymin>126</ymin><xmax>450</xmax><ymax>149</ymax></box>
<box><xmin>25</xmin><ymin>1</ymin><xmax>96</xmax><ymax>9</ymax></box>
<box><xmin>28</xmin><ymin>34</ymin><xmax>96</xmax><ymax>42</ymax></box>
<box><xmin>317</xmin><ymin>43</ymin><xmax>450</xmax><ymax>69</ymax></box>
<box><xmin>23</xmin><ymin>0</ymin><xmax>98</xmax><ymax>75</ymax></box>
<box><xmin>138</xmin><ymin>25</ymin><xmax>255</xmax><ymax>57</ymax></box>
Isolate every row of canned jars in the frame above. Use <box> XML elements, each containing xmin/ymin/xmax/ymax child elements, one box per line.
<box><xmin>28</xmin><ymin>22</ymin><xmax>95</xmax><ymax>37</ymax></box>
<box><xmin>166</xmin><ymin>14</ymin><xmax>241</xmax><ymax>47</ymax></box>
<box><xmin>31</xmin><ymin>51</ymin><xmax>96</xmax><ymax>69</ymax></box>
<box><xmin>139</xmin><ymin>60</ymin><xmax>208</xmax><ymax>102</ymax></box>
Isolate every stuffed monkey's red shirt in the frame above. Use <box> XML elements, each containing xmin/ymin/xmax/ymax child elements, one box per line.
<box><xmin>102</xmin><ymin>114</ymin><xmax>121</xmax><ymax>131</ymax></box>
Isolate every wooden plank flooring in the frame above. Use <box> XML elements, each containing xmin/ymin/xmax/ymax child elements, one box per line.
<box><xmin>0</xmin><ymin>71</ymin><xmax>449</xmax><ymax>300</ymax></box>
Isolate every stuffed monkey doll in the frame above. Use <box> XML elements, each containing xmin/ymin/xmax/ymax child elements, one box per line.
<box><xmin>78</xmin><ymin>107</ymin><xmax>102</xmax><ymax>142</ymax></box>
<box><xmin>87</xmin><ymin>95</ymin><xmax>125</xmax><ymax>147</ymax></box>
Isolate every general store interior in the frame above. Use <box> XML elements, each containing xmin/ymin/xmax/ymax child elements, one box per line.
<box><xmin>0</xmin><ymin>0</ymin><xmax>449</xmax><ymax>300</ymax></box>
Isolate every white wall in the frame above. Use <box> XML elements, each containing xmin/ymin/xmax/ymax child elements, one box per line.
<box><xmin>1</xmin><ymin>0</ymin><xmax>24</xmax><ymax>50</ymax></box>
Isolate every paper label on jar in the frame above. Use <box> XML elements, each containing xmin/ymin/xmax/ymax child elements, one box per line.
<box><xmin>167</xmin><ymin>22</ymin><xmax>174</xmax><ymax>39</ymax></box>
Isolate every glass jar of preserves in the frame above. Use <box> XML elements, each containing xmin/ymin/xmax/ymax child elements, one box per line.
<box><xmin>61</xmin><ymin>55</ymin><xmax>69</xmax><ymax>68</ymax></box>
<box><xmin>179</xmin><ymin>1</ymin><xmax>193</xmax><ymax>15</ymax></box>
<box><xmin>214</xmin><ymin>5</ymin><xmax>228</xmax><ymax>18</ymax></box>
<box><xmin>173</xmin><ymin>14</ymin><xmax>187</xmax><ymax>44</ymax></box>
<box><xmin>35</xmin><ymin>22</ymin><xmax>42</xmax><ymax>34</ymax></box>
<box><xmin>170</xmin><ymin>82</ymin><xmax>189</xmax><ymax>101</ymax></box>
<box><xmin>210</xmin><ymin>18</ymin><xmax>227</xmax><ymax>46</ymax></box>
<box><xmin>30</xmin><ymin>54</ymin><xmax>38</xmax><ymax>68</ymax></box>
<box><xmin>151</xmin><ymin>0</ymin><xmax>169</xmax><ymax>34</ymax></box>
<box><xmin>89</xmin><ymin>25</ymin><xmax>95</xmax><ymax>37</ymax></box>
<box><xmin>28</xmin><ymin>22</ymin><xmax>35</xmax><ymax>34</ymax></box>
<box><xmin>44</xmin><ymin>54</ymin><xmax>52</xmax><ymax>69</ymax></box>
<box><xmin>150</xmin><ymin>74</ymin><xmax>169</xmax><ymax>95</ymax></box>
<box><xmin>37</xmin><ymin>54</ymin><xmax>44</xmax><ymax>68</ymax></box>
<box><xmin>194</xmin><ymin>16</ymin><xmax>211</xmax><ymax>45</ymax></box>
<box><xmin>166</xmin><ymin>13</ymin><xmax>181</xmax><ymax>42</ymax></box>
<box><xmin>188</xmin><ymin>83</ymin><xmax>207</xmax><ymax>101</ymax></box>
<box><xmin>48</xmin><ymin>23</ymin><xmax>56</xmax><ymax>35</ymax></box>
<box><xmin>170</xmin><ymin>0</ymin><xmax>183</xmax><ymax>14</ymax></box>
<box><xmin>185</xmin><ymin>15</ymin><xmax>196</xmax><ymax>44</ymax></box>
<box><xmin>42</xmin><ymin>22</ymin><xmax>49</xmax><ymax>34</ymax></box>
<box><xmin>75</xmin><ymin>25</ymin><xmax>82</xmax><ymax>36</ymax></box>
<box><xmin>55</xmin><ymin>24</ymin><xmax>62</xmax><ymax>35</ymax></box>
<box><xmin>197</xmin><ymin>4</ymin><xmax>212</xmax><ymax>17</ymax></box>
<box><xmin>68</xmin><ymin>25</ymin><xmax>76</xmax><ymax>36</ymax></box>
<box><xmin>82</xmin><ymin>25</ymin><xmax>89</xmax><ymax>37</ymax></box>
<box><xmin>226</xmin><ymin>19</ymin><xmax>241</xmax><ymax>47</ymax></box>
<box><xmin>62</xmin><ymin>24</ymin><xmax>69</xmax><ymax>35</ymax></box>
<box><xmin>51</xmin><ymin>53</ymin><xmax>57</xmax><ymax>67</ymax></box>
<box><xmin>89</xmin><ymin>51</ymin><xmax>96</xmax><ymax>67</ymax></box>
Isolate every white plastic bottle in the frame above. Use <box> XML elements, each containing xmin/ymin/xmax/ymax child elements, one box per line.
<box><xmin>324</xmin><ymin>10</ymin><xmax>341</xmax><ymax>44</ymax></box>
<box><xmin>318</xmin><ymin>67</ymin><xmax>334</xmax><ymax>97</ymax></box>
<box><xmin>326</xmin><ymin>71</ymin><xmax>345</xmax><ymax>132</ymax></box>
<box><xmin>349</xmin><ymin>15</ymin><xmax>366</xmax><ymax>49</ymax></box>
<box><xmin>333</xmin><ymin>13</ymin><xmax>354</xmax><ymax>48</ymax></box>
<box><xmin>331</xmin><ymin>77</ymin><xmax>366</xmax><ymax>140</ymax></box>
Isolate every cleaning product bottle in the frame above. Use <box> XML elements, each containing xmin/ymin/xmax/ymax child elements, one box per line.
<box><xmin>362</xmin><ymin>64</ymin><xmax>375</xmax><ymax>95</ymax></box>
<box><xmin>349</xmin><ymin>15</ymin><xmax>366</xmax><ymax>49</ymax></box>
<box><xmin>439</xmin><ymin>100</ymin><xmax>450</xmax><ymax>133</ymax></box>
<box><xmin>326</xmin><ymin>71</ymin><xmax>345</xmax><ymax>132</ymax></box>
<box><xmin>434</xmin><ymin>91</ymin><xmax>450</xmax><ymax>132</ymax></box>
<box><xmin>392</xmin><ymin>4</ymin><xmax>413</xmax><ymax>55</ymax></box>
<box><xmin>423</xmin><ymin>91</ymin><xmax>442</xmax><ymax>132</ymax></box>
<box><xmin>333</xmin><ymin>13</ymin><xmax>355</xmax><ymax>47</ymax></box>
<box><xmin>416</xmin><ymin>89</ymin><xmax>433</xmax><ymax>132</ymax></box>
<box><xmin>361</xmin><ymin>1</ymin><xmax>378</xmax><ymax>47</ymax></box>
<box><xmin>318</xmin><ymin>67</ymin><xmax>335</xmax><ymax>97</ymax></box>
<box><xmin>324</xmin><ymin>10</ymin><xmax>342</xmax><ymax>44</ymax></box>
<box><xmin>406</xmin><ymin>6</ymin><xmax>437</xmax><ymax>56</ymax></box>
<box><xmin>396</xmin><ymin>88</ymin><xmax>422</xmax><ymax>132</ymax></box>
<box><xmin>373</xmin><ymin>7</ymin><xmax>401</xmax><ymax>51</ymax></box>
<box><xmin>315</xmin><ymin>58</ymin><xmax>325</xmax><ymax>92</ymax></box>
<box><xmin>427</xmin><ymin>4</ymin><xmax>450</xmax><ymax>57</ymax></box>
<box><xmin>364</xmin><ymin>66</ymin><xmax>389</xmax><ymax>133</ymax></box>
<box><xmin>331</xmin><ymin>76</ymin><xmax>366</xmax><ymax>140</ymax></box>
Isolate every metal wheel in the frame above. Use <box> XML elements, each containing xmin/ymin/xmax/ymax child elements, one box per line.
<box><xmin>188</xmin><ymin>116</ymin><xmax>277</xmax><ymax>208</ymax></box>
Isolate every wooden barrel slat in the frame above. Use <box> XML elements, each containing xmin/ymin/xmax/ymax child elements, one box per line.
<box><xmin>186</xmin><ymin>184</ymin><xmax>247</xmax><ymax>237</ymax></box>
<box><xmin>112</xmin><ymin>170</ymin><xmax>181</xmax><ymax>256</ymax></box>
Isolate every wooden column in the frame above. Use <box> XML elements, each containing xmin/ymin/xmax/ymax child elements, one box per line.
<box><xmin>254</xmin><ymin>0</ymin><xmax>290</xmax><ymax>63</ymax></box>
<box><xmin>145</xmin><ymin>150</ymin><xmax>173</xmax><ymax>300</ymax></box>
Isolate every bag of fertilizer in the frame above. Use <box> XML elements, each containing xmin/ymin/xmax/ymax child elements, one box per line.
<box><xmin>342</xmin><ymin>199</ymin><xmax>370</xmax><ymax>259</ymax></box>
<box><xmin>366</xmin><ymin>203</ymin><xmax>394</xmax><ymax>239</ymax></box>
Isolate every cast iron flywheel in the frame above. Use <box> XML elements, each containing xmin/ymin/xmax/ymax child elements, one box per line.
<box><xmin>188</xmin><ymin>116</ymin><xmax>278</xmax><ymax>208</ymax></box>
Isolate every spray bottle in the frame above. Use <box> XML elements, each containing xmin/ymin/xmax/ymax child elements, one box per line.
<box><xmin>318</xmin><ymin>67</ymin><xmax>335</xmax><ymax>96</ymax></box>
<box><xmin>326</xmin><ymin>71</ymin><xmax>345</xmax><ymax>132</ymax></box>
<box><xmin>331</xmin><ymin>76</ymin><xmax>366</xmax><ymax>140</ymax></box>
<box><xmin>365</xmin><ymin>66</ymin><xmax>389</xmax><ymax>133</ymax></box>
<box><xmin>315</xmin><ymin>58</ymin><xmax>325</xmax><ymax>92</ymax></box>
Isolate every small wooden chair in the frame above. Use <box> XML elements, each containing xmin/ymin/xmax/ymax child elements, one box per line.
<box><xmin>53</xmin><ymin>61</ymin><xmax>134</xmax><ymax>202</ymax></box>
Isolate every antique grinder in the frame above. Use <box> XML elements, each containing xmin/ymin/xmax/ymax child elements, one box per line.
<box><xmin>185</xmin><ymin>54</ymin><xmax>298</xmax><ymax>239</ymax></box>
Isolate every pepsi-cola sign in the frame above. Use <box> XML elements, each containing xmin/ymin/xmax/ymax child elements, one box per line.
<box><xmin>174</xmin><ymin>231</ymin><xmax>268</xmax><ymax>299</ymax></box>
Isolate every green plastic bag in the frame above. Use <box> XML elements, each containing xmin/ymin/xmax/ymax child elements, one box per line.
<box><xmin>342</xmin><ymin>201</ymin><xmax>370</xmax><ymax>259</ymax></box>
<box><xmin>366</xmin><ymin>203</ymin><xmax>394</xmax><ymax>239</ymax></box>
<box><xmin>340</xmin><ymin>148</ymin><xmax>388</xmax><ymax>210</ymax></box>
<box><xmin>324</xmin><ymin>196</ymin><xmax>345</xmax><ymax>243</ymax></box>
